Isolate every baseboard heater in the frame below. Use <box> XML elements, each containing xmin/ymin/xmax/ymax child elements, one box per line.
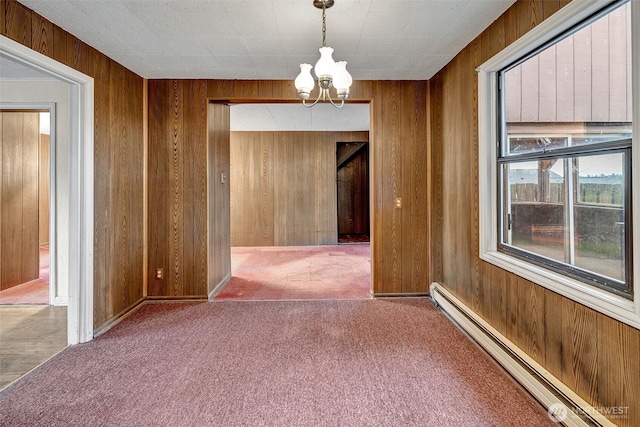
<box><xmin>429</xmin><ymin>282</ymin><xmax>614</xmax><ymax>427</ymax></box>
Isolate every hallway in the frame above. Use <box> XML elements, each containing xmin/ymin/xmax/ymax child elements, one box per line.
<box><xmin>215</xmin><ymin>245</ymin><xmax>371</xmax><ymax>301</ymax></box>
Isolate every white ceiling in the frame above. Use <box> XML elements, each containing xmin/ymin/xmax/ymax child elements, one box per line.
<box><xmin>8</xmin><ymin>0</ymin><xmax>514</xmax><ymax>131</ymax></box>
<box><xmin>231</xmin><ymin>103</ymin><xmax>370</xmax><ymax>131</ymax></box>
<box><xmin>17</xmin><ymin>0</ymin><xmax>515</xmax><ymax>80</ymax></box>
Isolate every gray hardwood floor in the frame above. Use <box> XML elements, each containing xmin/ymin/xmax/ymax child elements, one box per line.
<box><xmin>0</xmin><ymin>305</ymin><xmax>67</xmax><ymax>391</ymax></box>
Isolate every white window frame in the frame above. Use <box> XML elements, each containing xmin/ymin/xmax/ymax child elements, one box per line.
<box><xmin>478</xmin><ymin>0</ymin><xmax>640</xmax><ymax>329</ymax></box>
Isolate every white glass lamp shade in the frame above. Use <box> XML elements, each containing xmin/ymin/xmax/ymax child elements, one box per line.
<box><xmin>295</xmin><ymin>63</ymin><xmax>314</xmax><ymax>100</ymax></box>
<box><xmin>315</xmin><ymin>46</ymin><xmax>336</xmax><ymax>83</ymax></box>
<box><xmin>332</xmin><ymin>61</ymin><xmax>352</xmax><ymax>91</ymax></box>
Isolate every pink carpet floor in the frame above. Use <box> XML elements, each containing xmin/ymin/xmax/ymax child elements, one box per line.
<box><xmin>215</xmin><ymin>245</ymin><xmax>371</xmax><ymax>301</ymax></box>
<box><xmin>0</xmin><ymin>299</ymin><xmax>555</xmax><ymax>426</ymax></box>
<box><xmin>0</xmin><ymin>246</ymin><xmax>49</xmax><ymax>305</ymax></box>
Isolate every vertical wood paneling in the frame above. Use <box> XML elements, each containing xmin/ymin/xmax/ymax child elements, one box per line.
<box><xmin>517</xmin><ymin>278</ymin><xmax>545</xmax><ymax>364</ymax></box>
<box><xmin>0</xmin><ymin>0</ymin><xmax>5</xmax><ymax>36</ymax></box>
<box><xmin>31</xmin><ymin>14</ymin><xmax>53</xmax><ymax>56</ymax></box>
<box><xmin>52</xmin><ymin>25</ymin><xmax>68</xmax><ymax>66</ymax></box>
<box><xmin>273</xmin><ymin>131</ymin><xmax>289</xmax><ymax>244</ymax></box>
<box><xmin>505</xmin><ymin>6</ymin><xmax>519</xmax><ymax>46</ymax></box>
<box><xmin>208</xmin><ymin>102</ymin><xmax>231</xmax><ymax>294</ymax></box>
<box><xmin>373</xmin><ymin>81</ymin><xmax>399</xmax><ymax>293</ymax></box>
<box><xmin>407</xmin><ymin>83</ymin><xmax>428</xmax><ymax>294</ymax></box>
<box><xmin>1</xmin><ymin>112</ymin><xmax>40</xmax><ymax>290</ymax></box>
<box><xmin>92</xmin><ymin>49</ymin><xmax>111</xmax><ymax>318</ymax></box>
<box><xmin>38</xmin><ymin>134</ymin><xmax>49</xmax><ymax>245</ymax></box>
<box><xmin>561</xmin><ymin>300</ymin><xmax>599</xmax><ymax>403</ymax></box>
<box><xmin>470</xmin><ymin>37</ymin><xmax>482</xmax><ymax>312</ymax></box>
<box><xmin>169</xmin><ymin>81</ymin><xmax>185</xmax><ymax>296</ymax></box>
<box><xmin>21</xmin><ymin>112</ymin><xmax>39</xmax><ymax>285</ymax></box>
<box><xmin>542</xmin><ymin>0</ymin><xmax>562</xmax><ymax>20</ymax></box>
<box><xmin>148</xmin><ymin>81</ymin><xmax>169</xmax><ymax>297</ymax></box>
<box><xmin>505</xmin><ymin>273</ymin><xmax>518</xmax><ymax>342</ymax></box>
<box><xmin>148</xmin><ymin>80</ymin><xmax>208</xmax><ymax>297</ymax></box>
<box><xmin>596</xmin><ymin>315</ymin><xmax>640</xmax><ymax>427</ymax></box>
<box><xmin>230</xmin><ymin>132</ymin><xmax>274</xmax><ymax>246</ymax></box>
<box><xmin>430</xmin><ymin>76</ymin><xmax>443</xmax><ymax>285</ymax></box>
<box><xmin>4</xmin><ymin>0</ymin><xmax>30</xmax><ymax>46</ymax></box>
<box><xmin>231</xmin><ymin>131</ymin><xmax>367</xmax><ymax>247</ymax></box>
<box><xmin>543</xmin><ymin>289</ymin><xmax>563</xmax><ymax>379</ymax></box>
<box><xmin>431</xmin><ymin>1</ymin><xmax>640</xmax><ymax>425</ymax></box>
<box><xmin>316</xmin><ymin>133</ymin><xmax>333</xmax><ymax>243</ymax></box>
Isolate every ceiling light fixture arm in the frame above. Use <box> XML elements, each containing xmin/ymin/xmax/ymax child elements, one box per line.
<box><xmin>301</xmin><ymin>87</ymin><xmax>346</xmax><ymax>109</ymax></box>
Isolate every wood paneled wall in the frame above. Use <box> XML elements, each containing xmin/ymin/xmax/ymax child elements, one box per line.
<box><xmin>1</xmin><ymin>0</ymin><xmax>145</xmax><ymax>330</ymax></box>
<box><xmin>208</xmin><ymin>103</ymin><xmax>231</xmax><ymax>295</ymax></box>
<box><xmin>147</xmin><ymin>80</ymin><xmax>209</xmax><ymax>297</ymax></box>
<box><xmin>430</xmin><ymin>1</ymin><xmax>639</xmax><ymax>425</ymax></box>
<box><xmin>147</xmin><ymin>79</ymin><xmax>429</xmax><ymax>296</ymax></box>
<box><xmin>39</xmin><ymin>133</ymin><xmax>49</xmax><ymax>246</ymax></box>
<box><xmin>0</xmin><ymin>112</ymin><xmax>39</xmax><ymax>290</ymax></box>
<box><xmin>230</xmin><ymin>131</ymin><xmax>368</xmax><ymax>247</ymax></box>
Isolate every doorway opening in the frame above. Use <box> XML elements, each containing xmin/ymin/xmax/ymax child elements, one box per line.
<box><xmin>0</xmin><ymin>99</ymin><xmax>67</xmax><ymax>393</ymax></box>
<box><xmin>0</xmin><ymin>109</ymin><xmax>55</xmax><ymax>306</ymax></box>
<box><xmin>336</xmin><ymin>141</ymin><xmax>369</xmax><ymax>244</ymax></box>
<box><xmin>0</xmin><ymin>34</ymin><xmax>95</xmax><ymax>348</ymax></box>
<box><xmin>214</xmin><ymin>102</ymin><xmax>372</xmax><ymax>301</ymax></box>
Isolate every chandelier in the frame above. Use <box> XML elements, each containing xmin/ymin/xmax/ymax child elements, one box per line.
<box><xmin>294</xmin><ymin>0</ymin><xmax>353</xmax><ymax>108</ymax></box>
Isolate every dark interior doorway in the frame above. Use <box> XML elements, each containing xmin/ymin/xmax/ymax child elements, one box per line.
<box><xmin>336</xmin><ymin>141</ymin><xmax>369</xmax><ymax>243</ymax></box>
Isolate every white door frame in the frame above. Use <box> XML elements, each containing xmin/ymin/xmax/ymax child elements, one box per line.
<box><xmin>0</xmin><ymin>35</ymin><xmax>94</xmax><ymax>345</ymax></box>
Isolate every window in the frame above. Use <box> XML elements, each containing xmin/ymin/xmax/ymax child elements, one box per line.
<box><xmin>477</xmin><ymin>0</ymin><xmax>640</xmax><ymax>328</ymax></box>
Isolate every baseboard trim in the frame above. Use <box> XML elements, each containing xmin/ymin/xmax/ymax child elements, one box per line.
<box><xmin>144</xmin><ymin>295</ymin><xmax>208</xmax><ymax>301</ymax></box>
<box><xmin>93</xmin><ymin>296</ymin><xmax>145</xmax><ymax>338</ymax></box>
<box><xmin>52</xmin><ymin>296</ymin><xmax>68</xmax><ymax>306</ymax></box>
<box><xmin>208</xmin><ymin>272</ymin><xmax>232</xmax><ymax>300</ymax></box>
<box><xmin>429</xmin><ymin>282</ymin><xmax>614</xmax><ymax>427</ymax></box>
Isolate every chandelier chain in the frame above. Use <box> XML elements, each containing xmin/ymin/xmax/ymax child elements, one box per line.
<box><xmin>322</xmin><ymin>3</ymin><xmax>327</xmax><ymax>47</ymax></box>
